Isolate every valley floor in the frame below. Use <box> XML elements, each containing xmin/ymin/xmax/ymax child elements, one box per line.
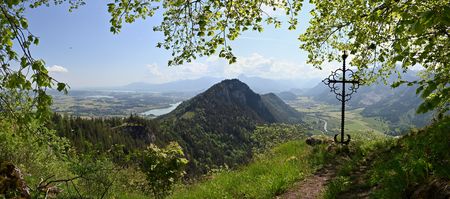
<box><xmin>288</xmin><ymin>97</ymin><xmax>390</xmax><ymax>139</ymax></box>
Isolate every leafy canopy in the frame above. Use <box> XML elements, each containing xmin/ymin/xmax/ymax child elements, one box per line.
<box><xmin>0</xmin><ymin>0</ymin><xmax>85</xmax><ymax>121</ymax></box>
<box><xmin>107</xmin><ymin>0</ymin><xmax>303</xmax><ymax>65</ymax></box>
<box><xmin>1</xmin><ymin>0</ymin><xmax>448</xmax><ymax>116</ymax></box>
<box><xmin>300</xmin><ymin>0</ymin><xmax>450</xmax><ymax>114</ymax></box>
<box><xmin>108</xmin><ymin>0</ymin><xmax>449</xmax><ymax>114</ymax></box>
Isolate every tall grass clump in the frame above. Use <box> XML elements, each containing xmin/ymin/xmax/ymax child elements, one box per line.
<box><xmin>367</xmin><ymin>116</ymin><xmax>450</xmax><ymax>198</ymax></box>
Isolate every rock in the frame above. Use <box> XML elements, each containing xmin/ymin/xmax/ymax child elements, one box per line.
<box><xmin>0</xmin><ymin>162</ymin><xmax>31</xmax><ymax>199</ymax></box>
<box><xmin>306</xmin><ymin>135</ymin><xmax>333</xmax><ymax>146</ymax></box>
<box><xmin>326</xmin><ymin>143</ymin><xmax>338</xmax><ymax>152</ymax></box>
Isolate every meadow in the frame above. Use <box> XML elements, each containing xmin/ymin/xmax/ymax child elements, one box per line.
<box><xmin>288</xmin><ymin>96</ymin><xmax>389</xmax><ymax>141</ymax></box>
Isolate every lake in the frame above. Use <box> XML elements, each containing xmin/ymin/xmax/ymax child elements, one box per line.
<box><xmin>141</xmin><ymin>101</ymin><xmax>182</xmax><ymax>116</ymax></box>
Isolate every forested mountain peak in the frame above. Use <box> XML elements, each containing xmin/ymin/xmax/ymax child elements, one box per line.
<box><xmin>198</xmin><ymin>79</ymin><xmax>264</xmax><ymax>108</ymax></box>
<box><xmin>156</xmin><ymin>79</ymin><xmax>303</xmax><ymax>174</ymax></box>
<box><xmin>164</xmin><ymin>79</ymin><xmax>301</xmax><ymax>124</ymax></box>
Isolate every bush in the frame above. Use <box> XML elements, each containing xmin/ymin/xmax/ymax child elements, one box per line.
<box><xmin>141</xmin><ymin>142</ymin><xmax>188</xmax><ymax>199</ymax></box>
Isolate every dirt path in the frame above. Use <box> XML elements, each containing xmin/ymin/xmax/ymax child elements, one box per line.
<box><xmin>277</xmin><ymin>164</ymin><xmax>337</xmax><ymax>199</ymax></box>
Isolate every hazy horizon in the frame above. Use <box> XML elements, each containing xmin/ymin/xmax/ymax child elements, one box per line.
<box><xmin>25</xmin><ymin>1</ymin><xmax>345</xmax><ymax>88</ymax></box>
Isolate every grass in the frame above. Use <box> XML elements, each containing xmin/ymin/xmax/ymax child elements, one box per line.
<box><xmin>322</xmin><ymin>176</ymin><xmax>351</xmax><ymax>199</ymax></box>
<box><xmin>323</xmin><ymin>116</ymin><xmax>450</xmax><ymax>198</ymax></box>
<box><xmin>169</xmin><ymin>140</ymin><xmax>326</xmax><ymax>199</ymax></box>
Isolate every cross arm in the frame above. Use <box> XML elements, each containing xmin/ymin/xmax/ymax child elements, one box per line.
<box><xmin>328</xmin><ymin>80</ymin><xmax>360</xmax><ymax>84</ymax></box>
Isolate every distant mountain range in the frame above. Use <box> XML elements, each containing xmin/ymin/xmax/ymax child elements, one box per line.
<box><xmin>122</xmin><ymin>75</ymin><xmax>316</xmax><ymax>94</ymax></box>
<box><xmin>304</xmin><ymin>71</ymin><xmax>420</xmax><ymax>106</ymax></box>
<box><xmin>301</xmin><ymin>71</ymin><xmax>433</xmax><ymax>132</ymax></box>
<box><xmin>124</xmin><ymin>77</ymin><xmax>220</xmax><ymax>93</ymax></box>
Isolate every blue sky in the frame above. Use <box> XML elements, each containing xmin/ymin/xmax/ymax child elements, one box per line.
<box><xmin>25</xmin><ymin>1</ymin><xmax>336</xmax><ymax>88</ymax></box>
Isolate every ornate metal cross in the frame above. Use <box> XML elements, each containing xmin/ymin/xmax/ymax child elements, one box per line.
<box><xmin>322</xmin><ymin>52</ymin><xmax>362</xmax><ymax>145</ymax></box>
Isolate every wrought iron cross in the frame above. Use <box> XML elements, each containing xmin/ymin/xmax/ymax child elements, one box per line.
<box><xmin>322</xmin><ymin>52</ymin><xmax>362</xmax><ymax>145</ymax></box>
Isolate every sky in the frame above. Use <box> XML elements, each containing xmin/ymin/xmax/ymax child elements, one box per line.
<box><xmin>25</xmin><ymin>1</ymin><xmax>339</xmax><ymax>88</ymax></box>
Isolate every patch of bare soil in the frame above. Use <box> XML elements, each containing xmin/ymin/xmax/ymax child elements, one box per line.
<box><xmin>277</xmin><ymin>163</ymin><xmax>337</xmax><ymax>199</ymax></box>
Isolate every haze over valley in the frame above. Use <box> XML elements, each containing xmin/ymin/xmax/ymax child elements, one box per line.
<box><xmin>51</xmin><ymin>73</ymin><xmax>431</xmax><ymax>136</ymax></box>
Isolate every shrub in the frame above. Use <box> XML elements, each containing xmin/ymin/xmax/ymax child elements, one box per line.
<box><xmin>141</xmin><ymin>142</ymin><xmax>188</xmax><ymax>198</ymax></box>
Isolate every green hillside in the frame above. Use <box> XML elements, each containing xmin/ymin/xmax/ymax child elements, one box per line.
<box><xmin>261</xmin><ymin>93</ymin><xmax>303</xmax><ymax>123</ymax></box>
<box><xmin>325</xmin><ymin>116</ymin><xmax>450</xmax><ymax>198</ymax></box>
<box><xmin>164</xmin><ymin>117</ymin><xmax>449</xmax><ymax>199</ymax></box>
<box><xmin>170</xmin><ymin>140</ymin><xmax>322</xmax><ymax>199</ymax></box>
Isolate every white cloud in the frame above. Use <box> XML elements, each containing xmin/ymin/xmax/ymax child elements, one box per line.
<box><xmin>145</xmin><ymin>53</ymin><xmax>338</xmax><ymax>83</ymax></box>
<box><xmin>410</xmin><ymin>64</ymin><xmax>424</xmax><ymax>71</ymax></box>
<box><xmin>222</xmin><ymin>53</ymin><xmax>336</xmax><ymax>80</ymax></box>
<box><xmin>145</xmin><ymin>62</ymin><xmax>210</xmax><ymax>83</ymax></box>
<box><xmin>47</xmin><ymin>65</ymin><xmax>68</xmax><ymax>73</ymax></box>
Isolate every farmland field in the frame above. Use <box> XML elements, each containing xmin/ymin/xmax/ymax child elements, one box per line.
<box><xmin>50</xmin><ymin>90</ymin><xmax>190</xmax><ymax>117</ymax></box>
<box><xmin>288</xmin><ymin>96</ymin><xmax>389</xmax><ymax>141</ymax></box>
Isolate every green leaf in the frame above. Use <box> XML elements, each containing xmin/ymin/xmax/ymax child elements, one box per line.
<box><xmin>391</xmin><ymin>81</ymin><xmax>405</xmax><ymax>88</ymax></box>
<box><xmin>421</xmin><ymin>82</ymin><xmax>437</xmax><ymax>98</ymax></box>
<box><xmin>20</xmin><ymin>18</ymin><xmax>28</xmax><ymax>29</ymax></box>
<box><xmin>57</xmin><ymin>83</ymin><xmax>66</xmax><ymax>92</ymax></box>
<box><xmin>197</xmin><ymin>31</ymin><xmax>205</xmax><ymax>37</ymax></box>
<box><xmin>412</xmin><ymin>20</ymin><xmax>424</xmax><ymax>34</ymax></box>
<box><xmin>416</xmin><ymin>85</ymin><xmax>424</xmax><ymax>95</ymax></box>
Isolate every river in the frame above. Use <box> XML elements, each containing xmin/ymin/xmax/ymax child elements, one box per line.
<box><xmin>141</xmin><ymin>101</ymin><xmax>182</xmax><ymax>116</ymax></box>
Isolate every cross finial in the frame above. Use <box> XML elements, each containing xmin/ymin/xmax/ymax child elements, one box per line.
<box><xmin>342</xmin><ymin>51</ymin><xmax>348</xmax><ymax>59</ymax></box>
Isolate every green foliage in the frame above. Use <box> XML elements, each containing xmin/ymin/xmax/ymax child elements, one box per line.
<box><xmin>0</xmin><ymin>1</ymin><xmax>83</xmax><ymax>121</ymax></box>
<box><xmin>49</xmin><ymin>111</ymin><xmax>309</xmax><ymax>183</ymax></box>
<box><xmin>108</xmin><ymin>0</ymin><xmax>449</xmax><ymax>114</ymax></box>
<box><xmin>107</xmin><ymin>0</ymin><xmax>304</xmax><ymax>66</ymax></box>
<box><xmin>0</xmin><ymin>110</ymin><xmax>71</xmax><ymax>197</ymax></box>
<box><xmin>0</xmin><ymin>92</ymin><xmax>151</xmax><ymax>198</ymax></box>
<box><xmin>323</xmin><ymin>176</ymin><xmax>351</xmax><ymax>199</ymax></box>
<box><xmin>300</xmin><ymin>0</ymin><xmax>450</xmax><ymax>114</ymax></box>
<box><xmin>48</xmin><ymin>113</ymin><xmax>158</xmax><ymax>154</ymax></box>
<box><xmin>251</xmin><ymin>123</ymin><xmax>305</xmax><ymax>153</ymax></box>
<box><xmin>106</xmin><ymin>0</ymin><xmax>449</xmax><ymax>114</ymax></box>
<box><xmin>367</xmin><ymin>117</ymin><xmax>450</xmax><ymax>198</ymax></box>
<box><xmin>141</xmin><ymin>142</ymin><xmax>188</xmax><ymax>199</ymax></box>
<box><xmin>157</xmin><ymin>79</ymin><xmax>305</xmax><ymax>176</ymax></box>
<box><xmin>66</xmin><ymin>151</ymin><xmax>117</xmax><ymax>198</ymax></box>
